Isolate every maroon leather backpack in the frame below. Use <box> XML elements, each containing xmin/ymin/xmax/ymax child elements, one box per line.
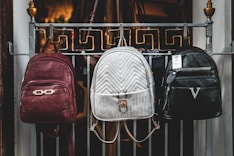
<box><xmin>20</xmin><ymin>52</ymin><xmax>77</xmax><ymax>124</ymax></box>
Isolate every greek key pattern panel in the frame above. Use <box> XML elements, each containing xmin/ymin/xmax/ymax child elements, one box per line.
<box><xmin>35</xmin><ymin>26</ymin><xmax>191</xmax><ymax>52</ymax></box>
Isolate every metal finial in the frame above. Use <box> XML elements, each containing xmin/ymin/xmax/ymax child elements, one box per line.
<box><xmin>27</xmin><ymin>1</ymin><xmax>37</xmax><ymax>22</ymax></box>
<box><xmin>204</xmin><ymin>0</ymin><xmax>215</xmax><ymax>20</ymax></box>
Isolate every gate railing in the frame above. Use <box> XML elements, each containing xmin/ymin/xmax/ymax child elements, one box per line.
<box><xmin>13</xmin><ymin>1</ymin><xmax>217</xmax><ymax>156</ymax></box>
<box><xmin>25</xmin><ymin>21</ymin><xmax>211</xmax><ymax>156</ymax></box>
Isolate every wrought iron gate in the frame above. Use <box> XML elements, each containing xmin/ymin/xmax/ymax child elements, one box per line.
<box><xmin>19</xmin><ymin>19</ymin><xmax>213</xmax><ymax>156</ymax></box>
<box><xmin>10</xmin><ymin>0</ymin><xmax>234</xmax><ymax>156</ymax></box>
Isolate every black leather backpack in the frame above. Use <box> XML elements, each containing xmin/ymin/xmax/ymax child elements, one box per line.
<box><xmin>162</xmin><ymin>46</ymin><xmax>222</xmax><ymax>120</ymax></box>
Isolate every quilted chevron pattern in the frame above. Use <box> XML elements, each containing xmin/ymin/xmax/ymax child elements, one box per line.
<box><xmin>90</xmin><ymin>46</ymin><xmax>155</xmax><ymax>121</ymax></box>
<box><xmin>95</xmin><ymin>52</ymin><xmax>148</xmax><ymax>93</ymax></box>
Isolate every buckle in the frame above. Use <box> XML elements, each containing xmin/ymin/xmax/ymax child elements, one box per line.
<box><xmin>44</xmin><ymin>89</ymin><xmax>55</xmax><ymax>95</ymax></box>
<box><xmin>118</xmin><ymin>99</ymin><xmax>127</xmax><ymax>113</ymax></box>
<box><xmin>33</xmin><ymin>89</ymin><xmax>55</xmax><ymax>95</ymax></box>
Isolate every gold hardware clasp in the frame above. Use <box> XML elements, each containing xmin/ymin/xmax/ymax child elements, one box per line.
<box><xmin>118</xmin><ymin>99</ymin><xmax>127</xmax><ymax>113</ymax></box>
<box><xmin>33</xmin><ymin>89</ymin><xmax>55</xmax><ymax>96</ymax></box>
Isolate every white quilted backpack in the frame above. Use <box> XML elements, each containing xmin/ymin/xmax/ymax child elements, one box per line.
<box><xmin>90</xmin><ymin>40</ymin><xmax>159</xmax><ymax>143</ymax></box>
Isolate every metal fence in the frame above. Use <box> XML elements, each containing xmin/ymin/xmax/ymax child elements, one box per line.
<box><xmin>19</xmin><ymin>21</ymin><xmax>213</xmax><ymax>156</ymax></box>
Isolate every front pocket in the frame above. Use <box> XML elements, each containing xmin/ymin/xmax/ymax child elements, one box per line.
<box><xmin>164</xmin><ymin>74</ymin><xmax>222</xmax><ymax>120</ymax></box>
<box><xmin>20</xmin><ymin>80</ymin><xmax>72</xmax><ymax>123</ymax></box>
<box><xmin>167</xmin><ymin>85</ymin><xmax>221</xmax><ymax>119</ymax></box>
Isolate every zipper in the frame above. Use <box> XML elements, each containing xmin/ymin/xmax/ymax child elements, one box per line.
<box><xmin>22</xmin><ymin>80</ymin><xmax>70</xmax><ymax>96</ymax></box>
<box><xmin>166</xmin><ymin>67</ymin><xmax>214</xmax><ymax>84</ymax></box>
<box><xmin>174</xmin><ymin>67</ymin><xmax>212</xmax><ymax>72</ymax></box>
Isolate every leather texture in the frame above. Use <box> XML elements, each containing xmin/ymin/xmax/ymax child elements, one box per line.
<box><xmin>163</xmin><ymin>47</ymin><xmax>222</xmax><ymax>120</ymax></box>
<box><xmin>90</xmin><ymin>46</ymin><xmax>155</xmax><ymax>121</ymax></box>
<box><xmin>20</xmin><ymin>52</ymin><xmax>77</xmax><ymax>123</ymax></box>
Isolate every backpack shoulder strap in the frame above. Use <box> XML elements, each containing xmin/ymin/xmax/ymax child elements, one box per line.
<box><xmin>90</xmin><ymin>119</ymin><xmax>120</xmax><ymax>144</ymax></box>
<box><xmin>123</xmin><ymin>116</ymin><xmax>160</xmax><ymax>143</ymax></box>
